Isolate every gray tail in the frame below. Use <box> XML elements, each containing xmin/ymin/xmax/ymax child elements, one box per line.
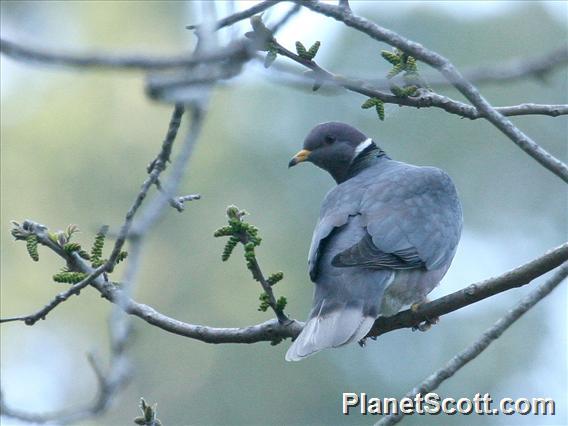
<box><xmin>285</xmin><ymin>302</ymin><xmax>375</xmax><ymax>362</ymax></box>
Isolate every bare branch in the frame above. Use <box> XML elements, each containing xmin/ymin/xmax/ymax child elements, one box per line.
<box><xmin>0</xmin><ymin>273</ymin><xmax>101</xmax><ymax>325</ymax></box>
<box><xmin>0</xmin><ymin>38</ymin><xmax>249</xmax><ymax>71</ymax></box>
<box><xmin>369</xmin><ymin>242</ymin><xmax>568</xmax><ymax>337</ymax></box>
<box><xmin>187</xmin><ymin>0</ymin><xmax>281</xmax><ymax>31</ymax></box>
<box><xmin>295</xmin><ymin>0</ymin><xmax>568</xmax><ymax>182</ymax></box>
<box><xmin>130</xmin><ymin>107</ymin><xmax>206</xmax><ymax>236</ymax></box>
<box><xmin>376</xmin><ymin>262</ymin><xmax>568</xmax><ymax>426</ymax></box>
<box><xmin>432</xmin><ymin>46</ymin><xmax>568</xmax><ymax>87</ymax></box>
<box><xmin>270</xmin><ymin>3</ymin><xmax>302</xmax><ymax>34</ymax></box>
<box><xmin>104</xmin><ymin>104</ymin><xmax>186</xmax><ymax>270</ymax></box>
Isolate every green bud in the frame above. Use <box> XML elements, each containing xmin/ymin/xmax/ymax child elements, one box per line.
<box><xmin>387</xmin><ymin>62</ymin><xmax>405</xmax><ymax>79</ymax></box>
<box><xmin>226</xmin><ymin>205</ymin><xmax>240</xmax><ymax>220</ymax></box>
<box><xmin>276</xmin><ymin>296</ymin><xmax>287</xmax><ymax>312</ymax></box>
<box><xmin>52</xmin><ymin>271</ymin><xmax>87</xmax><ymax>284</ymax></box>
<box><xmin>222</xmin><ymin>237</ymin><xmax>239</xmax><ymax>261</ymax></box>
<box><xmin>78</xmin><ymin>249</ymin><xmax>91</xmax><ymax>260</ymax></box>
<box><xmin>390</xmin><ymin>84</ymin><xmax>406</xmax><ymax>97</ymax></box>
<box><xmin>91</xmin><ymin>258</ymin><xmax>106</xmax><ymax>268</ymax></box>
<box><xmin>307</xmin><ymin>41</ymin><xmax>321</xmax><ymax>59</ymax></box>
<box><xmin>258</xmin><ymin>292</ymin><xmax>270</xmax><ymax>312</ymax></box>
<box><xmin>116</xmin><ymin>251</ymin><xmax>128</xmax><ymax>264</ymax></box>
<box><xmin>90</xmin><ymin>225</ymin><xmax>109</xmax><ymax>263</ymax></box>
<box><xmin>267</xmin><ymin>272</ymin><xmax>284</xmax><ymax>286</ymax></box>
<box><xmin>26</xmin><ymin>235</ymin><xmax>39</xmax><ymax>261</ymax></box>
<box><xmin>244</xmin><ymin>251</ymin><xmax>256</xmax><ymax>260</ymax></box>
<box><xmin>214</xmin><ymin>226</ymin><xmax>233</xmax><ymax>237</ymax></box>
<box><xmin>295</xmin><ymin>41</ymin><xmax>308</xmax><ymax>58</ymax></box>
<box><xmin>375</xmin><ymin>100</ymin><xmax>385</xmax><ymax>121</ymax></box>
<box><xmin>63</xmin><ymin>242</ymin><xmax>81</xmax><ymax>254</ymax></box>
<box><xmin>390</xmin><ymin>84</ymin><xmax>417</xmax><ymax>98</ymax></box>
<box><xmin>406</xmin><ymin>56</ymin><xmax>418</xmax><ymax>72</ymax></box>
<box><xmin>144</xmin><ymin>405</ymin><xmax>154</xmax><ymax>421</ymax></box>
<box><xmin>228</xmin><ymin>219</ymin><xmax>242</xmax><ymax>233</ymax></box>
<box><xmin>381</xmin><ymin>50</ymin><xmax>400</xmax><ymax>65</ymax></box>
<box><xmin>361</xmin><ymin>98</ymin><xmax>378</xmax><ymax>109</ymax></box>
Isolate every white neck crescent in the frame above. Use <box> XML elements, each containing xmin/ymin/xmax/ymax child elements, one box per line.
<box><xmin>353</xmin><ymin>138</ymin><xmax>373</xmax><ymax>159</ymax></box>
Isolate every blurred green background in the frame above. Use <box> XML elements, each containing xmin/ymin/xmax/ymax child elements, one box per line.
<box><xmin>1</xmin><ymin>1</ymin><xmax>566</xmax><ymax>425</ymax></box>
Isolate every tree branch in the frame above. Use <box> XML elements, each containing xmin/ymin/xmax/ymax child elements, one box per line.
<box><xmin>432</xmin><ymin>46</ymin><xmax>568</xmax><ymax>87</ymax></box>
<box><xmin>294</xmin><ymin>0</ymin><xmax>568</xmax><ymax>183</ymax></box>
<box><xmin>267</xmin><ymin>39</ymin><xmax>568</xmax><ymax>119</ymax></box>
<box><xmin>270</xmin><ymin>3</ymin><xmax>302</xmax><ymax>34</ymax></box>
<box><xmin>376</xmin><ymin>262</ymin><xmax>568</xmax><ymax>425</ymax></box>
<box><xmin>0</xmin><ymin>38</ymin><xmax>250</xmax><ymax>71</ymax></box>
<box><xmin>3</xmin><ymin>219</ymin><xmax>565</xmax><ymax>347</ymax></box>
<box><xmin>186</xmin><ymin>0</ymin><xmax>281</xmax><ymax>31</ymax></box>
<box><xmin>368</xmin><ymin>242</ymin><xmax>568</xmax><ymax>337</ymax></box>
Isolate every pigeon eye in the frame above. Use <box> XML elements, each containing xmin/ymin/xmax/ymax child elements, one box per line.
<box><xmin>324</xmin><ymin>135</ymin><xmax>335</xmax><ymax>145</ymax></box>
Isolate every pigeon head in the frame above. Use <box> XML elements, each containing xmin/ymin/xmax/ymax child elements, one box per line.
<box><xmin>289</xmin><ymin>122</ymin><xmax>378</xmax><ymax>183</ymax></box>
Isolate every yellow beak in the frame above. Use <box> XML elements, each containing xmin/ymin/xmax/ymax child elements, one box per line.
<box><xmin>288</xmin><ymin>149</ymin><xmax>311</xmax><ymax>168</ymax></box>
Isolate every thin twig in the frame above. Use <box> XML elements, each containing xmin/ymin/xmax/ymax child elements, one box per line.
<box><xmin>103</xmin><ymin>105</ymin><xmax>186</xmax><ymax>270</ymax></box>
<box><xmin>186</xmin><ymin>0</ymin><xmax>280</xmax><ymax>31</ymax></box>
<box><xmin>0</xmin><ymin>273</ymin><xmax>101</xmax><ymax>325</ymax></box>
<box><xmin>270</xmin><ymin>3</ymin><xmax>302</xmax><ymax>34</ymax></box>
<box><xmin>234</xmin><ymin>227</ymin><xmax>290</xmax><ymax>324</ymax></box>
<box><xmin>295</xmin><ymin>0</ymin><xmax>568</xmax><ymax>182</ymax></box>
<box><xmin>429</xmin><ymin>46</ymin><xmax>568</xmax><ymax>87</ymax></box>
<box><xmin>130</xmin><ymin>107</ymin><xmax>206</xmax><ymax>236</ymax></box>
<box><xmin>0</xmin><ymin>38</ymin><xmax>248</xmax><ymax>71</ymax></box>
<box><xmin>376</xmin><ymin>262</ymin><xmax>568</xmax><ymax>426</ymax></box>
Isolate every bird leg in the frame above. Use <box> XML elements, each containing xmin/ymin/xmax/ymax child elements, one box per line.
<box><xmin>410</xmin><ymin>299</ymin><xmax>439</xmax><ymax>332</ymax></box>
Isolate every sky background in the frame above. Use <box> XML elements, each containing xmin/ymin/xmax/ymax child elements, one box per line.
<box><xmin>1</xmin><ymin>1</ymin><xmax>567</xmax><ymax>425</ymax></box>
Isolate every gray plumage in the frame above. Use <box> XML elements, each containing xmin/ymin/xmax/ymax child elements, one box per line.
<box><xmin>286</xmin><ymin>122</ymin><xmax>462</xmax><ymax>361</ymax></box>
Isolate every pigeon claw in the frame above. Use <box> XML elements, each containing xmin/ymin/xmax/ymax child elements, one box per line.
<box><xmin>410</xmin><ymin>298</ymin><xmax>439</xmax><ymax>332</ymax></box>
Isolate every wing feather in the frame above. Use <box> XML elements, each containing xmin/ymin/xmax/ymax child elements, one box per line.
<box><xmin>307</xmin><ymin>161</ymin><xmax>462</xmax><ymax>278</ymax></box>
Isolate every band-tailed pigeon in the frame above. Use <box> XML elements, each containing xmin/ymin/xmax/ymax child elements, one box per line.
<box><xmin>286</xmin><ymin>122</ymin><xmax>462</xmax><ymax>361</ymax></box>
